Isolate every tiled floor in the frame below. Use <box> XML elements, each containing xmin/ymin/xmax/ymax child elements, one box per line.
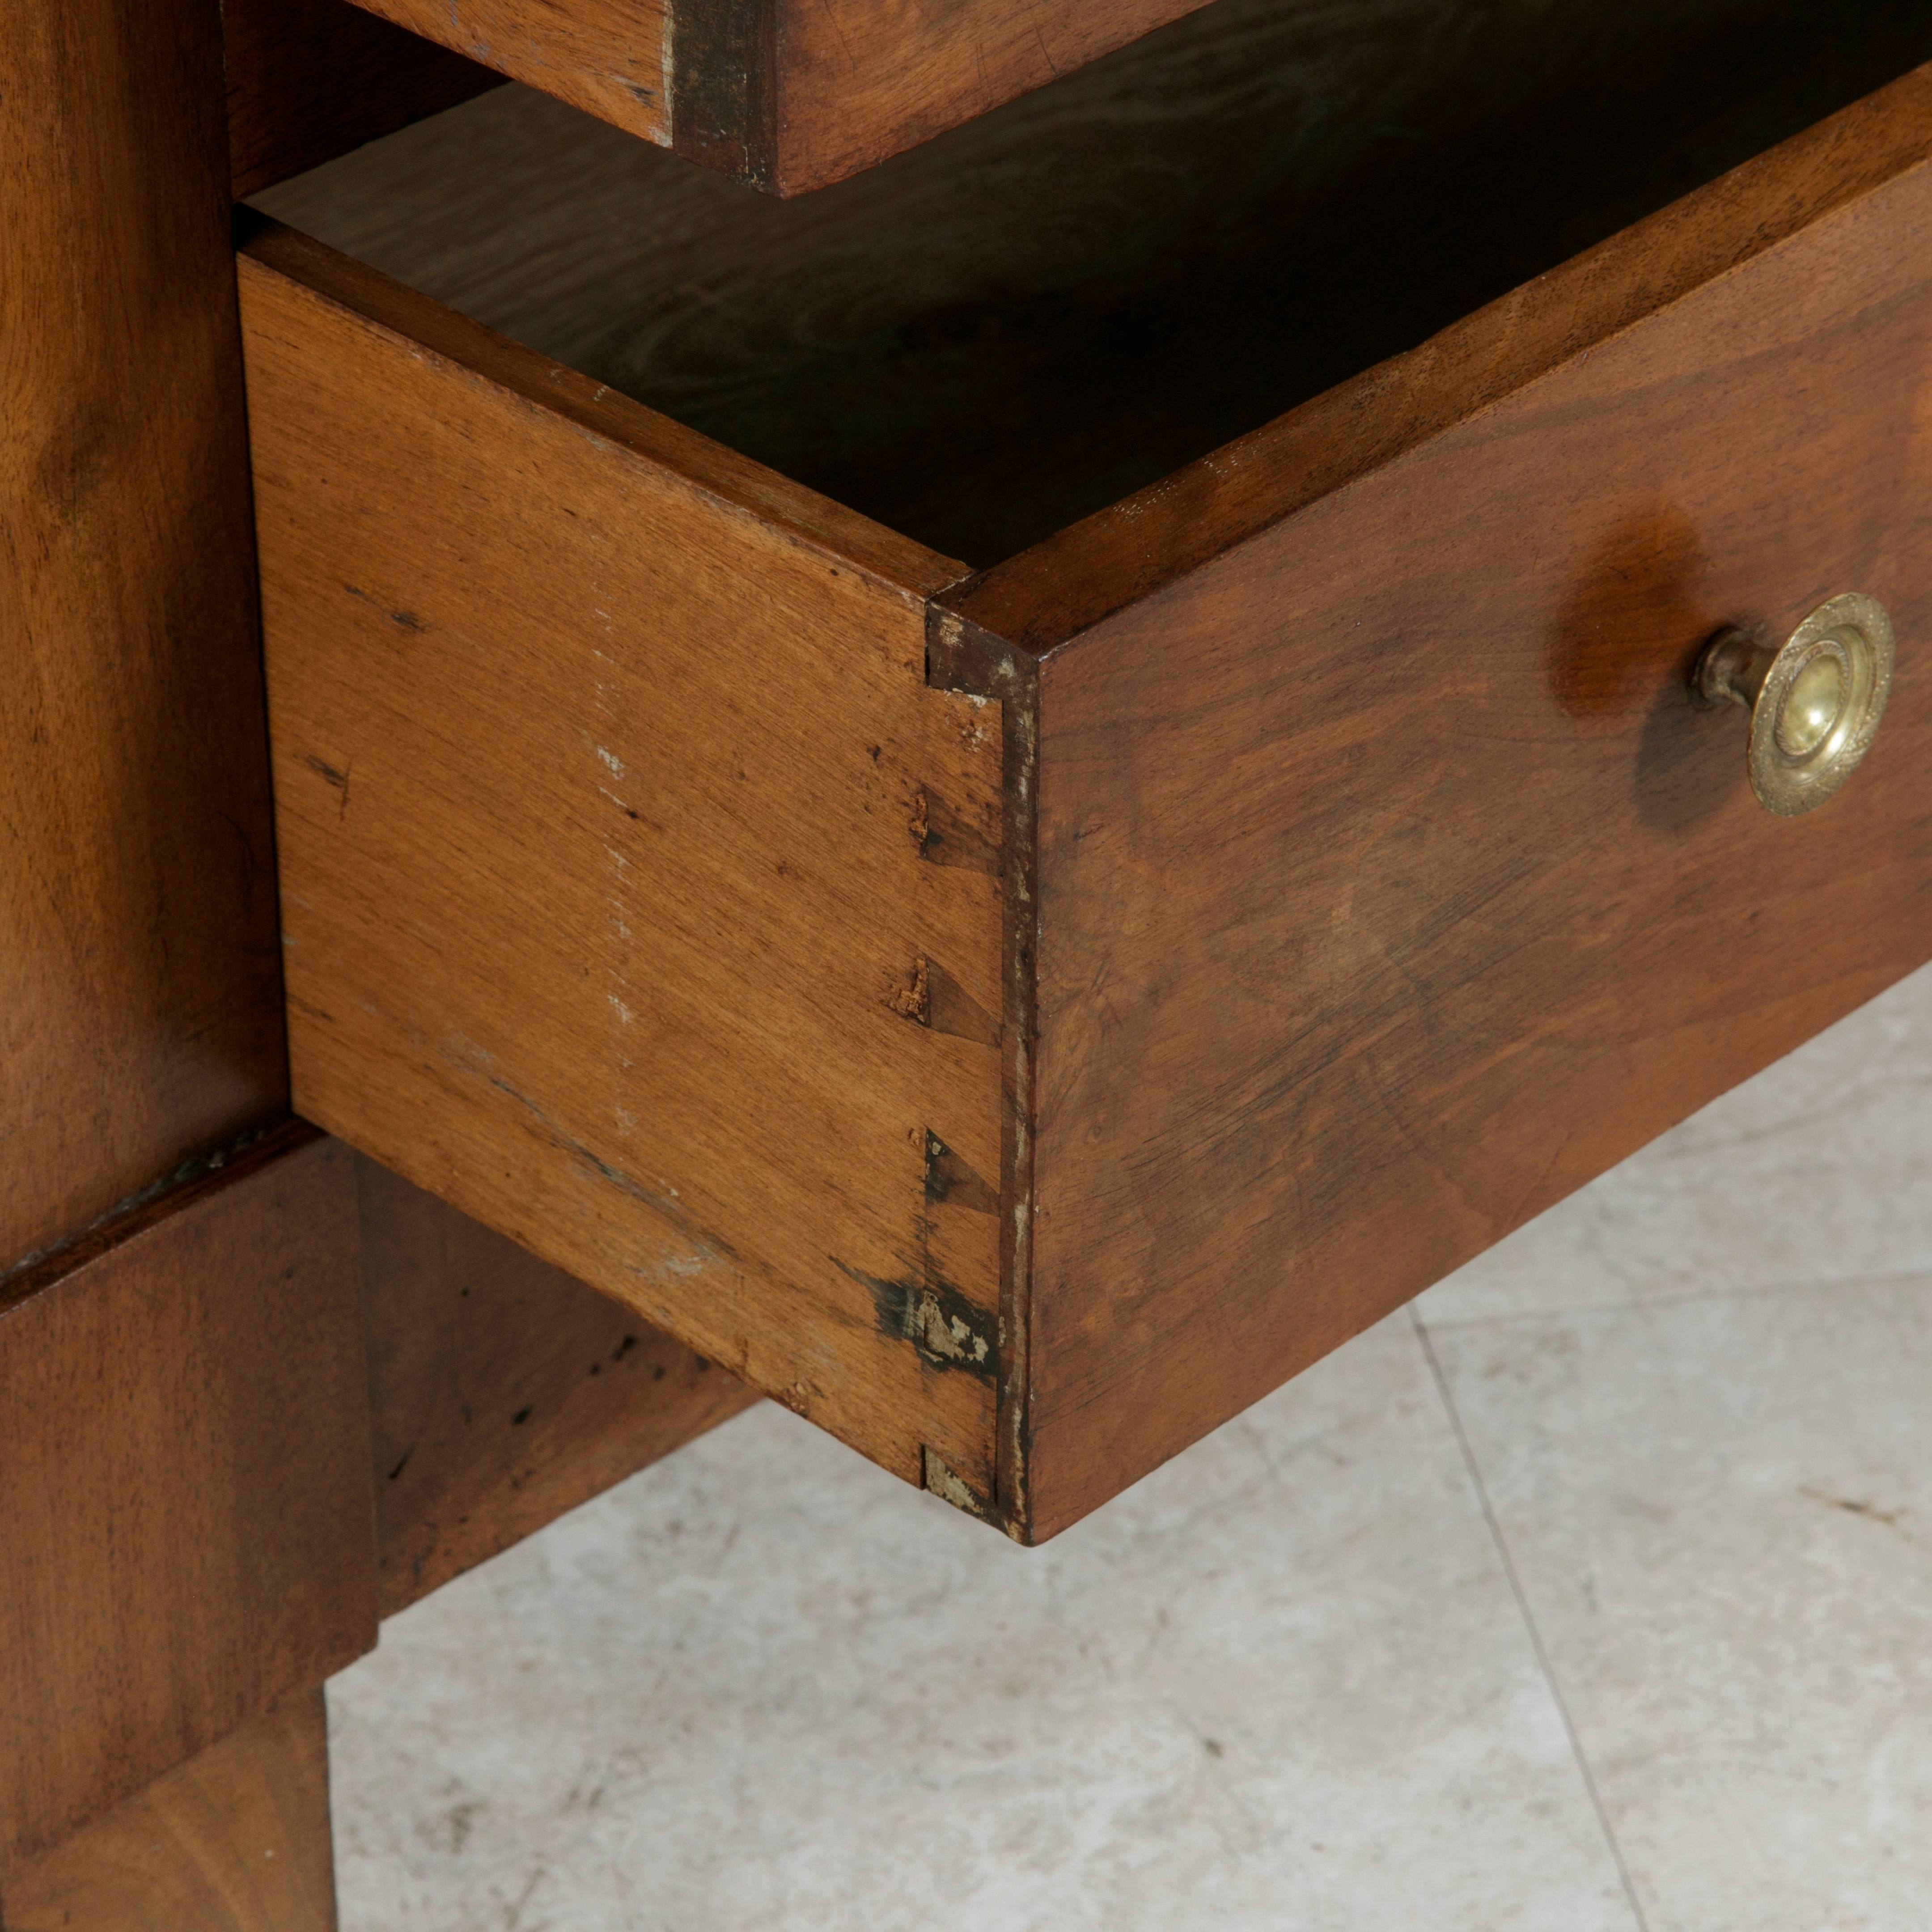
<box><xmin>327</xmin><ymin>969</ymin><xmax>1932</xmax><ymax>1931</ymax></box>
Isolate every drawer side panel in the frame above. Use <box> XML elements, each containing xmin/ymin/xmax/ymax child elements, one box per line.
<box><xmin>240</xmin><ymin>238</ymin><xmax>1004</xmax><ymax>1500</ymax></box>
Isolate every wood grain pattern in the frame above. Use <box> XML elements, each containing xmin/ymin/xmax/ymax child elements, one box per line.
<box><xmin>250</xmin><ymin>17</ymin><xmax>1932</xmax><ymax>1535</ymax></box>
<box><xmin>0</xmin><ymin>0</ymin><xmax>286</xmax><ymax>1271</ymax></box>
<box><xmin>937</xmin><ymin>64</ymin><xmax>1932</xmax><ymax>1538</ymax></box>
<box><xmin>256</xmin><ymin>0</ymin><xmax>1932</xmax><ymax>566</ymax></box>
<box><xmin>239</xmin><ymin>220</ymin><xmax>1005</xmax><ymax>1508</ymax></box>
<box><xmin>334</xmin><ymin>0</ymin><xmax>1203</xmax><ymax>191</ymax></box>
<box><xmin>769</xmin><ymin>0</ymin><xmax>1208</xmax><ymax>193</ymax></box>
<box><xmin>224</xmin><ymin>0</ymin><xmax>502</xmax><ymax>199</ymax></box>
<box><xmin>340</xmin><ymin>0</ymin><xmax>670</xmax><ymax>152</ymax></box>
<box><xmin>0</xmin><ymin>1695</ymin><xmax>337</xmax><ymax>1932</ymax></box>
<box><xmin>0</xmin><ymin>1127</ymin><xmax>374</xmax><ymax>1868</ymax></box>
<box><xmin>358</xmin><ymin>1157</ymin><xmax>759</xmax><ymax>1614</ymax></box>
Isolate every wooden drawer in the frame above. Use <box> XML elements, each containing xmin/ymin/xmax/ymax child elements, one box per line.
<box><xmin>319</xmin><ymin>0</ymin><xmax>1208</xmax><ymax>193</ymax></box>
<box><xmin>242</xmin><ymin>2</ymin><xmax>1932</xmax><ymax>1540</ymax></box>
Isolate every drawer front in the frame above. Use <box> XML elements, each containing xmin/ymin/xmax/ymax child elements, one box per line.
<box><xmin>940</xmin><ymin>68</ymin><xmax>1932</xmax><ymax>1537</ymax></box>
<box><xmin>240</xmin><ymin>225</ymin><xmax>1005</xmax><ymax>1507</ymax></box>
<box><xmin>342</xmin><ymin>0</ymin><xmax>1208</xmax><ymax>193</ymax></box>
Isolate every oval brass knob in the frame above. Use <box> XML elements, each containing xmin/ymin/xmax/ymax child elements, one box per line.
<box><xmin>1693</xmin><ymin>592</ymin><xmax>1895</xmax><ymax>816</ymax></box>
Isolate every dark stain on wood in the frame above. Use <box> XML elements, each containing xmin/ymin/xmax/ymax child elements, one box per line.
<box><xmin>670</xmin><ymin>0</ymin><xmax>778</xmax><ymax>187</ymax></box>
<box><xmin>838</xmin><ymin>1258</ymin><xmax>998</xmax><ymax>1381</ymax></box>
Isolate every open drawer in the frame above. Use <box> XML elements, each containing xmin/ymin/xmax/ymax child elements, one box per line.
<box><xmin>243</xmin><ymin>0</ymin><xmax>1932</xmax><ymax>1540</ymax></box>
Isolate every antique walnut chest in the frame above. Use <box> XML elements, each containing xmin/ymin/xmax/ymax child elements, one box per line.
<box><xmin>7</xmin><ymin>0</ymin><xmax>1932</xmax><ymax>1909</ymax></box>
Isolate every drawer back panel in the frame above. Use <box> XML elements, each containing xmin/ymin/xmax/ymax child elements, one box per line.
<box><xmin>240</xmin><ymin>228</ymin><xmax>1006</xmax><ymax>1506</ymax></box>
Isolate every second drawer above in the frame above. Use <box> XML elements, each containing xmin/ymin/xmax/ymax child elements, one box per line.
<box><xmin>245</xmin><ymin>0</ymin><xmax>1932</xmax><ymax>1541</ymax></box>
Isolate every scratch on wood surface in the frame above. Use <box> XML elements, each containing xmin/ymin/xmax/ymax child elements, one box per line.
<box><xmin>300</xmin><ymin>753</ymin><xmax>352</xmax><ymax>820</ymax></box>
<box><xmin>343</xmin><ymin>580</ymin><xmax>427</xmax><ymax>631</ymax></box>
<box><xmin>593</xmin><ymin>722</ymin><xmax>642</xmax><ymax>1114</ymax></box>
<box><xmin>432</xmin><ymin>1034</ymin><xmax>738</xmax><ymax>1288</ymax></box>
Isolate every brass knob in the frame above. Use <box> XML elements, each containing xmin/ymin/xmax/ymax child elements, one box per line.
<box><xmin>1693</xmin><ymin>592</ymin><xmax>1894</xmax><ymax>816</ymax></box>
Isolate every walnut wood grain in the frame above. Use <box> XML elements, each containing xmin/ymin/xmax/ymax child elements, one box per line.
<box><xmin>0</xmin><ymin>0</ymin><xmax>286</xmax><ymax>1271</ymax></box>
<box><xmin>224</xmin><ymin>0</ymin><xmax>502</xmax><ymax>199</ymax></box>
<box><xmin>936</xmin><ymin>61</ymin><xmax>1932</xmax><ymax>1538</ymax></box>
<box><xmin>238</xmin><ymin>220</ymin><xmax>1004</xmax><ymax>1508</ymax></box>
<box><xmin>333</xmin><ymin>0</ymin><xmax>1204</xmax><ymax>192</ymax></box>
<box><xmin>255</xmin><ymin>0</ymin><xmax>1932</xmax><ymax>567</ymax></box>
<box><xmin>0</xmin><ymin>1696</ymin><xmax>338</xmax><ymax>1932</ymax></box>
<box><xmin>250</xmin><ymin>17</ymin><xmax>1932</xmax><ymax>1537</ymax></box>
<box><xmin>358</xmin><ymin>1157</ymin><xmax>759</xmax><ymax>1613</ymax></box>
<box><xmin>0</xmin><ymin>1128</ymin><xmax>374</xmax><ymax>1869</ymax></box>
<box><xmin>339</xmin><ymin>0</ymin><xmax>670</xmax><ymax>152</ymax></box>
<box><xmin>767</xmin><ymin>0</ymin><xmax>1208</xmax><ymax>193</ymax></box>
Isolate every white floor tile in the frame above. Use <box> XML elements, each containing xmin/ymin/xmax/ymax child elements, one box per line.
<box><xmin>1425</xmin><ymin>1277</ymin><xmax>1932</xmax><ymax>1932</ymax></box>
<box><xmin>329</xmin><ymin>1314</ymin><xmax>1629</xmax><ymax>1932</ymax></box>
<box><xmin>326</xmin><ymin>970</ymin><xmax>1932</xmax><ymax>1927</ymax></box>
<box><xmin>1419</xmin><ymin>965</ymin><xmax>1932</xmax><ymax>1326</ymax></box>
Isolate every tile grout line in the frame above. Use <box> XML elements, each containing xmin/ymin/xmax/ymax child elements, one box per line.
<box><xmin>1408</xmin><ymin>1305</ymin><xmax>1653</xmax><ymax>1932</ymax></box>
<box><xmin>1416</xmin><ymin>1261</ymin><xmax>1932</xmax><ymax>1333</ymax></box>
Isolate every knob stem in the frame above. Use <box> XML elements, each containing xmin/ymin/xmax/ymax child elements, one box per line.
<box><xmin>1695</xmin><ymin>629</ymin><xmax>1778</xmax><ymax>712</ymax></box>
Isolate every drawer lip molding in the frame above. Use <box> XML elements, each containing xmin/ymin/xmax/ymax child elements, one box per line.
<box><xmin>246</xmin><ymin>62</ymin><xmax>1932</xmax><ymax>1541</ymax></box>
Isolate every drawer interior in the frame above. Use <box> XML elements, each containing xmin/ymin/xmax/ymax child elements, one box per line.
<box><xmin>254</xmin><ymin>0</ymin><xmax>1932</xmax><ymax>568</ymax></box>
